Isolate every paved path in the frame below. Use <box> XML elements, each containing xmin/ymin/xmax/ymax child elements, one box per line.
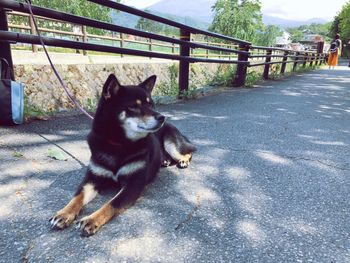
<box><xmin>1</xmin><ymin>63</ymin><xmax>350</xmax><ymax>263</ymax></box>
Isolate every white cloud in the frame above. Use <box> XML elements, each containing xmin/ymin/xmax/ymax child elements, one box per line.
<box><xmin>261</xmin><ymin>0</ymin><xmax>347</xmax><ymax>21</ymax></box>
<box><xmin>122</xmin><ymin>0</ymin><xmax>161</xmax><ymax>9</ymax></box>
<box><xmin>122</xmin><ymin>0</ymin><xmax>347</xmax><ymax>21</ymax></box>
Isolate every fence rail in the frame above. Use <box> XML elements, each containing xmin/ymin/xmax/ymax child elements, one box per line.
<box><xmin>0</xmin><ymin>0</ymin><xmax>327</xmax><ymax>93</ymax></box>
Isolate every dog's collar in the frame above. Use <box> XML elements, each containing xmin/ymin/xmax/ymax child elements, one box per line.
<box><xmin>107</xmin><ymin>139</ymin><xmax>122</xmax><ymax>147</ymax></box>
<box><xmin>90</xmin><ymin>132</ymin><xmax>123</xmax><ymax>147</ymax></box>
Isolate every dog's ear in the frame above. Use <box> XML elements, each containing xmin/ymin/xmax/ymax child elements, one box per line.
<box><xmin>102</xmin><ymin>74</ymin><xmax>121</xmax><ymax>100</ymax></box>
<box><xmin>140</xmin><ymin>75</ymin><xmax>157</xmax><ymax>94</ymax></box>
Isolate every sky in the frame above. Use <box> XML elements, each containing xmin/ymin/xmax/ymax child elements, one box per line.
<box><xmin>122</xmin><ymin>0</ymin><xmax>348</xmax><ymax>21</ymax></box>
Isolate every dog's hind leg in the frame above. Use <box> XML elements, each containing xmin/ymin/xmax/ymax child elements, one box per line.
<box><xmin>164</xmin><ymin>140</ymin><xmax>194</xmax><ymax>169</ymax></box>
<box><xmin>160</xmin><ymin>148</ymin><xmax>174</xmax><ymax>167</ymax></box>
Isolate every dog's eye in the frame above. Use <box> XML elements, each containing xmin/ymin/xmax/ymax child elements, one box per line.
<box><xmin>146</xmin><ymin>101</ymin><xmax>154</xmax><ymax>108</ymax></box>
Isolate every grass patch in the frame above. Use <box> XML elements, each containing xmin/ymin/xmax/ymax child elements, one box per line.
<box><xmin>24</xmin><ymin>98</ymin><xmax>50</xmax><ymax>121</ymax></box>
<box><xmin>209</xmin><ymin>65</ymin><xmax>237</xmax><ymax>86</ymax></box>
<box><xmin>245</xmin><ymin>71</ymin><xmax>262</xmax><ymax>87</ymax></box>
<box><xmin>154</xmin><ymin>63</ymin><xmax>179</xmax><ymax>97</ymax></box>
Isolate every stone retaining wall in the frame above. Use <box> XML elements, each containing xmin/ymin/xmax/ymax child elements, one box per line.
<box><xmin>14</xmin><ymin>62</ymin><xmax>224</xmax><ymax>112</ymax></box>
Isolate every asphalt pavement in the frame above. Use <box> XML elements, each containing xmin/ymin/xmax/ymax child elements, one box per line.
<box><xmin>1</xmin><ymin>63</ymin><xmax>350</xmax><ymax>263</ymax></box>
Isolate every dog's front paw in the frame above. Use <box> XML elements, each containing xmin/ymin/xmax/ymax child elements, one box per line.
<box><xmin>162</xmin><ymin>159</ymin><xmax>172</xmax><ymax>167</ymax></box>
<box><xmin>76</xmin><ymin>216</ymin><xmax>102</xmax><ymax>237</ymax></box>
<box><xmin>49</xmin><ymin>211</ymin><xmax>77</xmax><ymax>230</ymax></box>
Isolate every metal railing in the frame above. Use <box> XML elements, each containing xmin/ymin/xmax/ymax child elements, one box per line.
<box><xmin>0</xmin><ymin>0</ymin><xmax>327</xmax><ymax>94</ymax></box>
<box><xmin>7</xmin><ymin>11</ymin><xmax>239</xmax><ymax>59</ymax></box>
<box><xmin>249</xmin><ymin>45</ymin><xmax>327</xmax><ymax>79</ymax></box>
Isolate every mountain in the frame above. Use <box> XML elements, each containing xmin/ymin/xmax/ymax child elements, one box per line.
<box><xmin>263</xmin><ymin>15</ymin><xmax>329</xmax><ymax>28</ymax></box>
<box><xmin>111</xmin><ymin>11</ymin><xmax>140</xmax><ymax>29</ymax></box>
<box><xmin>147</xmin><ymin>0</ymin><xmax>329</xmax><ymax>28</ymax></box>
<box><xmin>112</xmin><ymin>0</ymin><xmax>329</xmax><ymax>30</ymax></box>
<box><xmin>111</xmin><ymin>9</ymin><xmax>210</xmax><ymax>30</ymax></box>
<box><xmin>148</xmin><ymin>0</ymin><xmax>215</xmax><ymax>23</ymax></box>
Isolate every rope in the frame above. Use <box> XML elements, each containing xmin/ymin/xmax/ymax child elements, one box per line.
<box><xmin>25</xmin><ymin>0</ymin><xmax>94</xmax><ymax>120</ymax></box>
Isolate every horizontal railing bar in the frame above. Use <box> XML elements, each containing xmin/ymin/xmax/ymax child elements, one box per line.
<box><xmin>249</xmin><ymin>60</ymin><xmax>300</xmax><ymax>67</ymax></box>
<box><xmin>249</xmin><ymin>54</ymin><xmax>297</xmax><ymax>58</ymax></box>
<box><xmin>88</xmin><ymin>0</ymin><xmax>251</xmax><ymax>45</ymax></box>
<box><xmin>194</xmin><ymin>54</ymin><xmax>236</xmax><ymax>57</ymax></box>
<box><xmin>195</xmin><ymin>40</ymin><xmax>237</xmax><ymax>48</ymax></box>
<box><xmin>251</xmin><ymin>45</ymin><xmax>319</xmax><ymax>54</ymax></box>
<box><xmin>191</xmin><ymin>41</ymin><xmax>247</xmax><ymax>54</ymax></box>
<box><xmin>0</xmin><ymin>31</ymin><xmax>249</xmax><ymax>65</ymax></box>
<box><xmin>0</xmin><ymin>0</ymin><xmax>248</xmax><ymax>55</ymax></box>
<box><xmin>9</xmin><ymin>24</ymin><xmax>85</xmax><ymax>37</ymax></box>
<box><xmin>249</xmin><ymin>58</ymin><xmax>324</xmax><ymax>68</ymax></box>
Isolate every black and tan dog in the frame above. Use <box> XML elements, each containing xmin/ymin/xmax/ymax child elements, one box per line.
<box><xmin>50</xmin><ymin>74</ymin><xmax>196</xmax><ymax>236</ymax></box>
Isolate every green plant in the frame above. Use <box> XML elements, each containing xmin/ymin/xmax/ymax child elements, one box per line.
<box><xmin>245</xmin><ymin>71</ymin><xmax>261</xmax><ymax>87</ymax></box>
<box><xmin>154</xmin><ymin>63</ymin><xmax>179</xmax><ymax>97</ymax></box>
<box><xmin>24</xmin><ymin>97</ymin><xmax>49</xmax><ymax>121</ymax></box>
<box><xmin>180</xmin><ymin>84</ymin><xmax>199</xmax><ymax>100</ymax></box>
<box><xmin>86</xmin><ymin>97</ymin><xmax>98</xmax><ymax>112</ymax></box>
<box><xmin>209</xmin><ymin>65</ymin><xmax>237</xmax><ymax>86</ymax></box>
<box><xmin>13</xmin><ymin>152</ymin><xmax>24</xmax><ymax>158</ymax></box>
<box><xmin>269</xmin><ymin>64</ymin><xmax>282</xmax><ymax>79</ymax></box>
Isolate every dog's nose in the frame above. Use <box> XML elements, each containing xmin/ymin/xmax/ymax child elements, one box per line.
<box><xmin>155</xmin><ymin>115</ymin><xmax>165</xmax><ymax>123</ymax></box>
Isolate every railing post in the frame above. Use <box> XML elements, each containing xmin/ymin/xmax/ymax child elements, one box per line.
<box><xmin>172</xmin><ymin>36</ymin><xmax>175</xmax><ymax>54</ymax></box>
<box><xmin>233</xmin><ymin>42</ymin><xmax>250</xmax><ymax>87</ymax></box>
<box><xmin>178</xmin><ymin>29</ymin><xmax>191</xmax><ymax>96</ymax></box>
<box><xmin>120</xmin><ymin>33</ymin><xmax>124</xmax><ymax>58</ymax></box>
<box><xmin>314</xmin><ymin>53</ymin><xmax>319</xmax><ymax>66</ymax></box>
<box><xmin>303</xmin><ymin>52</ymin><xmax>307</xmax><ymax>68</ymax></box>
<box><xmin>280</xmin><ymin>50</ymin><xmax>289</xmax><ymax>74</ymax></box>
<box><xmin>29</xmin><ymin>15</ymin><xmax>38</xmax><ymax>53</ymax></box>
<box><xmin>206</xmin><ymin>39</ymin><xmax>209</xmax><ymax>59</ymax></box>
<box><xmin>149</xmin><ymin>38</ymin><xmax>152</xmax><ymax>59</ymax></box>
<box><xmin>309</xmin><ymin>53</ymin><xmax>314</xmax><ymax>67</ymax></box>
<box><xmin>228</xmin><ymin>44</ymin><xmax>231</xmax><ymax>61</ymax></box>
<box><xmin>82</xmin><ymin>25</ymin><xmax>87</xmax><ymax>56</ymax></box>
<box><xmin>263</xmin><ymin>49</ymin><xmax>272</xmax><ymax>80</ymax></box>
<box><xmin>0</xmin><ymin>8</ymin><xmax>14</xmax><ymax>80</ymax></box>
<box><xmin>293</xmin><ymin>51</ymin><xmax>299</xmax><ymax>72</ymax></box>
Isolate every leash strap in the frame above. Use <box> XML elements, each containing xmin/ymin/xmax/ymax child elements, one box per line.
<box><xmin>25</xmin><ymin>0</ymin><xmax>94</xmax><ymax>120</ymax></box>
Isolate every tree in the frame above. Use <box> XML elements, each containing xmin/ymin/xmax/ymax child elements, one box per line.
<box><xmin>286</xmin><ymin>23</ymin><xmax>332</xmax><ymax>43</ymax></box>
<box><xmin>287</xmin><ymin>27</ymin><xmax>304</xmax><ymax>43</ymax></box>
<box><xmin>256</xmin><ymin>25</ymin><xmax>283</xmax><ymax>46</ymax></box>
<box><xmin>210</xmin><ymin>0</ymin><xmax>264</xmax><ymax>43</ymax></box>
<box><xmin>29</xmin><ymin>0</ymin><xmax>114</xmax><ymax>23</ymax></box>
<box><xmin>12</xmin><ymin>0</ymin><xmax>118</xmax><ymax>35</ymax></box>
<box><xmin>329</xmin><ymin>15</ymin><xmax>340</xmax><ymax>39</ymax></box>
<box><xmin>337</xmin><ymin>2</ymin><xmax>350</xmax><ymax>41</ymax></box>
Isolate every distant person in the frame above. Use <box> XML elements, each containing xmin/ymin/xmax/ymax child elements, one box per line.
<box><xmin>328</xmin><ymin>34</ymin><xmax>342</xmax><ymax>69</ymax></box>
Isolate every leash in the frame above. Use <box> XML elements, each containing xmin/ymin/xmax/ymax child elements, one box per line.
<box><xmin>25</xmin><ymin>0</ymin><xmax>94</xmax><ymax>120</ymax></box>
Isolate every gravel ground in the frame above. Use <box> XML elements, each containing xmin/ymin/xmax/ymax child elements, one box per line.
<box><xmin>0</xmin><ymin>64</ymin><xmax>349</xmax><ymax>263</ymax></box>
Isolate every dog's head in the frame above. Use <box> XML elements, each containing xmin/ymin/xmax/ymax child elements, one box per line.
<box><xmin>94</xmin><ymin>74</ymin><xmax>165</xmax><ymax>141</ymax></box>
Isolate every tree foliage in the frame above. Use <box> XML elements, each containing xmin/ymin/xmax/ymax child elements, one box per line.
<box><xmin>336</xmin><ymin>2</ymin><xmax>350</xmax><ymax>42</ymax></box>
<box><xmin>329</xmin><ymin>15</ymin><xmax>341</xmax><ymax>39</ymax></box>
<box><xmin>255</xmin><ymin>25</ymin><xmax>283</xmax><ymax>46</ymax></box>
<box><xmin>286</xmin><ymin>23</ymin><xmax>331</xmax><ymax>42</ymax></box>
<box><xmin>210</xmin><ymin>0</ymin><xmax>264</xmax><ymax>43</ymax></box>
<box><xmin>28</xmin><ymin>0</ymin><xmax>114</xmax><ymax>22</ymax></box>
<box><xmin>136</xmin><ymin>12</ymin><xmax>178</xmax><ymax>36</ymax></box>
<box><xmin>11</xmin><ymin>0</ymin><xmax>118</xmax><ymax>35</ymax></box>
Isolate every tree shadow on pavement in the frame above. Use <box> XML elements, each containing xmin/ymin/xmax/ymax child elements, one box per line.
<box><xmin>1</xmin><ymin>66</ymin><xmax>350</xmax><ymax>262</ymax></box>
